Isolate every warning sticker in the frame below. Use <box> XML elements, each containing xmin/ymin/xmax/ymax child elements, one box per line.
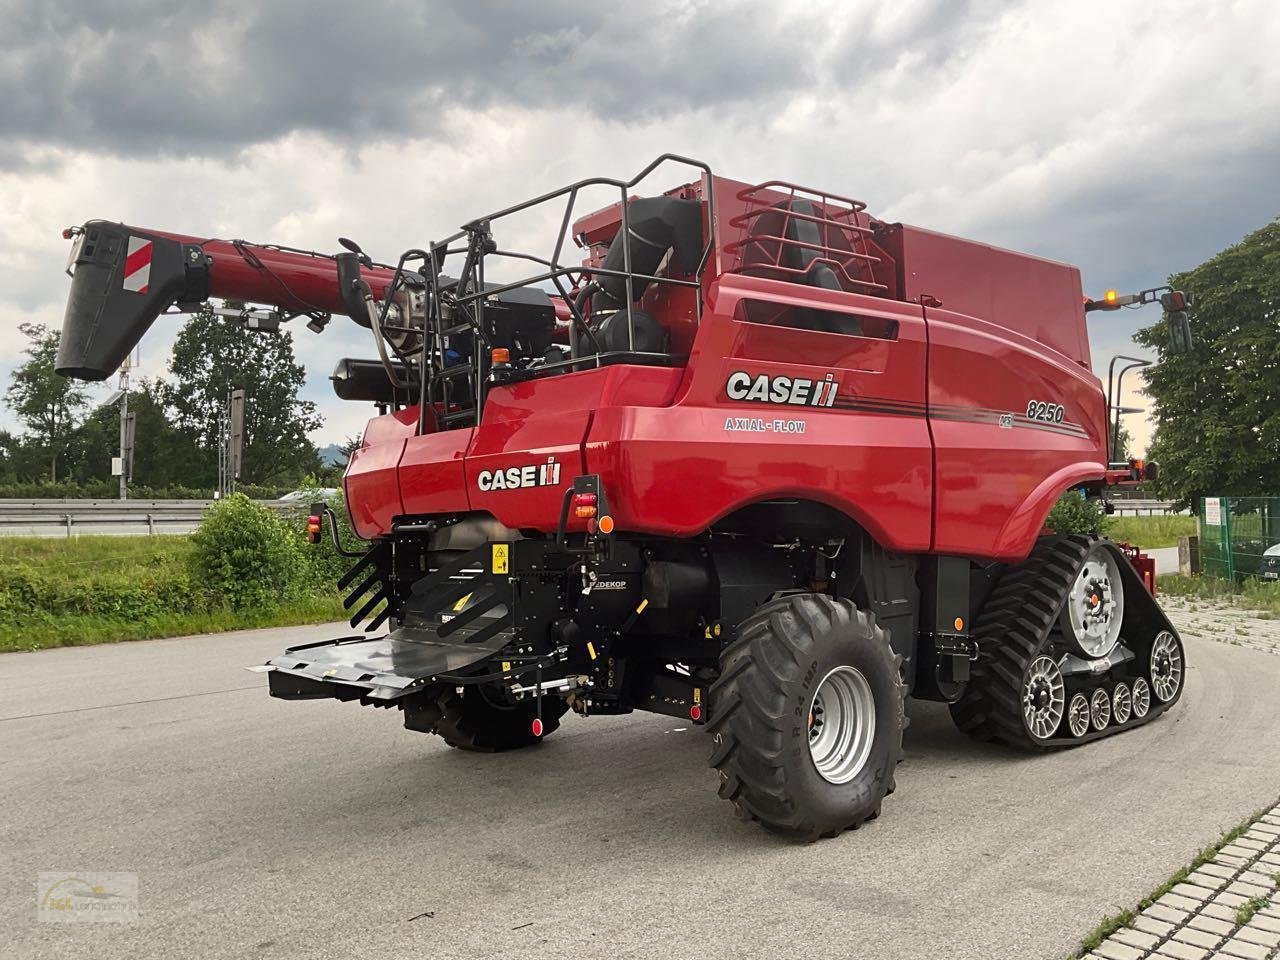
<box><xmin>491</xmin><ymin>543</ymin><xmax>509</xmax><ymax>574</ymax></box>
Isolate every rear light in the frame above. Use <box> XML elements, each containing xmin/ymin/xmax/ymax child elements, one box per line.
<box><xmin>1160</xmin><ymin>290</ymin><xmax>1188</xmax><ymax>311</ymax></box>
<box><xmin>306</xmin><ymin>513</ymin><xmax>322</xmax><ymax>544</ymax></box>
<box><xmin>572</xmin><ymin>491</ymin><xmax>597</xmax><ymax>519</ymax></box>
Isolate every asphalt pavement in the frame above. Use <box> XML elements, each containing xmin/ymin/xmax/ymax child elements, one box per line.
<box><xmin>3</xmin><ymin>620</ymin><xmax>1278</xmax><ymax>960</ymax></box>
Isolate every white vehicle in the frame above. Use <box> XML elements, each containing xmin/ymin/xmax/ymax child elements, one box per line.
<box><xmin>1262</xmin><ymin>543</ymin><xmax>1280</xmax><ymax>579</ymax></box>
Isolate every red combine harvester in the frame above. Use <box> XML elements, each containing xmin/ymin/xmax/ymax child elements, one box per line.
<box><xmin>57</xmin><ymin>156</ymin><xmax>1192</xmax><ymax>839</ymax></box>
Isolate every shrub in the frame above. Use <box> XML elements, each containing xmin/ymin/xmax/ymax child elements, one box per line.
<box><xmin>280</xmin><ymin>487</ymin><xmax>366</xmax><ymax>591</ymax></box>
<box><xmin>189</xmin><ymin>493</ymin><xmax>306</xmax><ymax>608</ymax></box>
<box><xmin>1046</xmin><ymin>489</ymin><xmax>1108</xmax><ymax>536</ymax></box>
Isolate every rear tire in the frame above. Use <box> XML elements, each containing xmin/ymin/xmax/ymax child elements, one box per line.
<box><xmin>434</xmin><ymin>685</ymin><xmax>568</xmax><ymax>752</ymax></box>
<box><xmin>708</xmin><ymin>594</ymin><xmax>905</xmax><ymax>841</ymax></box>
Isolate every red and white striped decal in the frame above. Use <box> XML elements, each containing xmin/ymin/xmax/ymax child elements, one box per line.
<box><xmin>122</xmin><ymin>236</ymin><xmax>153</xmax><ymax>293</ymax></box>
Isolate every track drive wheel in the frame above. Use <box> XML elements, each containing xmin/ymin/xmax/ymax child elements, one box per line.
<box><xmin>433</xmin><ymin>684</ymin><xmax>569</xmax><ymax>752</ymax></box>
<box><xmin>708</xmin><ymin>594</ymin><xmax>905</xmax><ymax>841</ymax></box>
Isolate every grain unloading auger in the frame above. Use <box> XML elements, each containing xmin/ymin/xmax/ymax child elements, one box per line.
<box><xmin>57</xmin><ymin>155</ymin><xmax>1193</xmax><ymax>840</ymax></box>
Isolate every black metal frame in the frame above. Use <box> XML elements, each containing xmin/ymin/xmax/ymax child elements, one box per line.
<box><xmin>1105</xmin><ymin>354</ymin><xmax>1152</xmax><ymax>465</ymax></box>
<box><xmin>412</xmin><ymin>155</ymin><xmax>717</xmax><ymax>434</ymax></box>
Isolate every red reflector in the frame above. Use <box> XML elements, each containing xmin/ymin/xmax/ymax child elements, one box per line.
<box><xmin>531</xmin><ymin>717</ymin><xmax>544</xmax><ymax>737</ymax></box>
<box><xmin>689</xmin><ymin>704</ymin><xmax>702</xmax><ymax>722</ymax></box>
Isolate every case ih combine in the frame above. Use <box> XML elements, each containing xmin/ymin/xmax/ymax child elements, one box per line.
<box><xmin>56</xmin><ymin>156</ymin><xmax>1192</xmax><ymax>840</ymax></box>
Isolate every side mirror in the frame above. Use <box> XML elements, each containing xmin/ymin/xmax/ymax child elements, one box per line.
<box><xmin>1160</xmin><ymin>290</ymin><xmax>1193</xmax><ymax>355</ymax></box>
<box><xmin>338</xmin><ymin>236</ymin><xmax>373</xmax><ymax>268</ymax></box>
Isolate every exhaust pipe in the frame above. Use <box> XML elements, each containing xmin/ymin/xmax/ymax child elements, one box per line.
<box><xmin>57</xmin><ymin>222</ymin><xmax>210</xmax><ymax>381</ymax></box>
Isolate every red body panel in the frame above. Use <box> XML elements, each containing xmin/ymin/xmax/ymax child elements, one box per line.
<box><xmin>335</xmin><ymin>174</ymin><xmax>1111</xmax><ymax>562</ymax></box>
<box><xmin>147</xmin><ymin>228</ymin><xmax>401</xmax><ymax>312</ymax></box>
<box><xmin>344</xmin><ymin>408</ymin><xmax>416</xmax><ymax>539</ymax></box>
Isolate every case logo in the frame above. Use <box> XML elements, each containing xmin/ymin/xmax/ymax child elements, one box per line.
<box><xmin>725</xmin><ymin>371</ymin><xmax>838</xmax><ymax>407</ymax></box>
<box><xmin>477</xmin><ymin>458</ymin><xmax>562</xmax><ymax>491</ymax></box>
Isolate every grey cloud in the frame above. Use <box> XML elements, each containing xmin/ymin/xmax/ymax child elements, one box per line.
<box><xmin>0</xmin><ymin>0</ymin><xmax>842</xmax><ymax>160</ymax></box>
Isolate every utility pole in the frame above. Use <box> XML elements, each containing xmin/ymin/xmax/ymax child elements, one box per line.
<box><xmin>116</xmin><ymin>354</ymin><xmax>132</xmax><ymax>500</ymax></box>
<box><xmin>217</xmin><ymin>388</ymin><xmax>246</xmax><ymax>498</ymax></box>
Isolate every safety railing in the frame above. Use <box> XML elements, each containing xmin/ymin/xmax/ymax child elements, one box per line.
<box><xmin>725</xmin><ymin>180</ymin><xmax>887</xmax><ymax>294</ymax></box>
<box><xmin>416</xmin><ymin>154</ymin><xmax>716</xmax><ymax>432</ymax></box>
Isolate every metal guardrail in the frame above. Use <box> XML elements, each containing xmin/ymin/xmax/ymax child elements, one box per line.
<box><xmin>0</xmin><ymin>499</ymin><xmax>297</xmax><ymax>538</ymax></box>
<box><xmin>1110</xmin><ymin>499</ymin><xmax>1180</xmax><ymax>516</ymax></box>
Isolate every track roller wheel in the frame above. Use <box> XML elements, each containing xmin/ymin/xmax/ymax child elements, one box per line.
<box><xmin>1112</xmin><ymin>682</ymin><xmax>1132</xmax><ymax>724</ymax></box>
<box><xmin>708</xmin><ymin>594</ymin><xmax>905</xmax><ymax>841</ymax></box>
<box><xmin>1131</xmin><ymin>677</ymin><xmax>1151</xmax><ymax>719</ymax></box>
<box><xmin>433</xmin><ymin>684</ymin><xmax>568</xmax><ymax>752</ymax></box>
<box><xmin>1149</xmin><ymin>631</ymin><xmax>1184</xmax><ymax>703</ymax></box>
<box><xmin>1067</xmin><ymin>692</ymin><xmax>1091</xmax><ymax>738</ymax></box>
<box><xmin>1089</xmin><ymin>688</ymin><xmax>1111</xmax><ymax>731</ymax></box>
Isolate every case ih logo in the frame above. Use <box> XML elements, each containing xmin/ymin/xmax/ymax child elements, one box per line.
<box><xmin>725</xmin><ymin>371</ymin><xmax>839</xmax><ymax>407</ymax></box>
<box><xmin>477</xmin><ymin>458</ymin><xmax>562</xmax><ymax>492</ymax></box>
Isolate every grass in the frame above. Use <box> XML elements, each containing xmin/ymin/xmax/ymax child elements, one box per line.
<box><xmin>0</xmin><ymin>534</ymin><xmax>347</xmax><ymax>653</ymax></box>
<box><xmin>0</xmin><ymin>532</ymin><xmax>194</xmax><ymax>567</ymax></box>
<box><xmin>1157</xmin><ymin>572</ymin><xmax>1280</xmax><ymax>617</ymax></box>
<box><xmin>1104</xmin><ymin>514</ymin><xmax>1197</xmax><ymax>548</ymax></box>
<box><xmin>0</xmin><ymin>596</ymin><xmax>348</xmax><ymax>653</ymax></box>
<box><xmin>1235</xmin><ymin>895</ymin><xmax>1271</xmax><ymax>927</ymax></box>
<box><xmin>1072</xmin><ymin>807</ymin><xmax>1270</xmax><ymax>958</ymax></box>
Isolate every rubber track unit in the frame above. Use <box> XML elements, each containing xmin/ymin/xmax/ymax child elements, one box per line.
<box><xmin>950</xmin><ymin>534</ymin><xmax>1182</xmax><ymax>751</ymax></box>
<box><xmin>708</xmin><ymin>594</ymin><xmax>906</xmax><ymax>841</ymax></box>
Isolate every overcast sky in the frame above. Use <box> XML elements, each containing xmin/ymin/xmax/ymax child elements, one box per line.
<box><xmin>3</xmin><ymin>0</ymin><xmax>1277</xmax><ymax>452</ymax></box>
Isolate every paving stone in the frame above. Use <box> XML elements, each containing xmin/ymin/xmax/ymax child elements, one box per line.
<box><xmin>1159</xmin><ymin>892</ymin><xmax>1203</xmax><ymax>912</ymax></box>
<box><xmin>1171</xmin><ymin>882</ymin><xmax>1213</xmax><ymax>903</ymax></box>
<box><xmin>1134</xmin><ymin>915</ymin><xmax>1177</xmax><ymax>938</ymax></box>
<box><xmin>1201</xmin><ymin>901</ymin><xmax>1239</xmax><ymax>923</ymax></box>
<box><xmin>1235</xmin><ymin>924</ymin><xmax>1280</xmax><ymax>949</ymax></box>
<box><xmin>1214</xmin><ymin>890</ymin><xmax>1249</xmax><ymax>908</ymax></box>
<box><xmin>1144</xmin><ymin>903</ymin><xmax>1190</xmax><ymax>925</ymax></box>
<box><xmin>1182</xmin><ymin>872</ymin><xmax>1221</xmax><ymax>893</ymax></box>
<box><xmin>1238</xmin><ymin>869</ymin><xmax>1276</xmax><ymax>888</ymax></box>
<box><xmin>1218</xmin><ymin>849</ymin><xmax>1259</xmax><ymax>865</ymax></box>
<box><xmin>1152</xmin><ymin>939</ymin><xmax>1208</xmax><ymax>960</ymax></box>
<box><xmin>1170</xmin><ymin>925</ymin><xmax>1222</xmax><ymax>950</ymax></box>
<box><xmin>1186</xmin><ymin>913</ymin><xmax>1235</xmax><ymax>937</ymax></box>
<box><xmin>1111</xmin><ymin>927</ymin><xmax>1161</xmax><ymax>951</ymax></box>
<box><xmin>1250</xmin><ymin>912</ymin><xmax>1280</xmax><ymax>932</ymax></box>
<box><xmin>1216</xmin><ymin>854</ymin><xmax>1249</xmax><ymax>868</ymax></box>
<box><xmin>1235</xmin><ymin>837</ymin><xmax>1267</xmax><ymax>852</ymax></box>
<box><xmin>1217</xmin><ymin>939</ymin><xmax>1270</xmax><ymax>960</ymax></box>
<box><xmin>1227</xmin><ymin>879</ymin><xmax>1273</xmax><ymax>898</ymax></box>
<box><xmin>1198</xmin><ymin>862</ymin><xmax>1236</xmax><ymax>881</ymax></box>
<box><xmin>1094</xmin><ymin>940</ymin><xmax>1144</xmax><ymax>960</ymax></box>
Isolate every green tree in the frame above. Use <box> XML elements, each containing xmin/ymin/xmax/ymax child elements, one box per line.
<box><xmin>4</xmin><ymin>323</ymin><xmax>89</xmax><ymax>481</ymax></box>
<box><xmin>162</xmin><ymin>304</ymin><xmax>323</xmax><ymax>487</ymax></box>
<box><xmin>1135</xmin><ymin>218</ymin><xmax>1280</xmax><ymax>507</ymax></box>
<box><xmin>63</xmin><ymin>380</ymin><xmax>201</xmax><ymax>488</ymax></box>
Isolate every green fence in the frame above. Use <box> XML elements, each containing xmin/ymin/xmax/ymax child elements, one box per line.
<box><xmin>1198</xmin><ymin>496</ymin><xmax>1280</xmax><ymax>582</ymax></box>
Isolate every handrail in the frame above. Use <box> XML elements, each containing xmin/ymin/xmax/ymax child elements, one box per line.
<box><xmin>417</xmin><ymin>155</ymin><xmax>717</xmax><ymax>433</ymax></box>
